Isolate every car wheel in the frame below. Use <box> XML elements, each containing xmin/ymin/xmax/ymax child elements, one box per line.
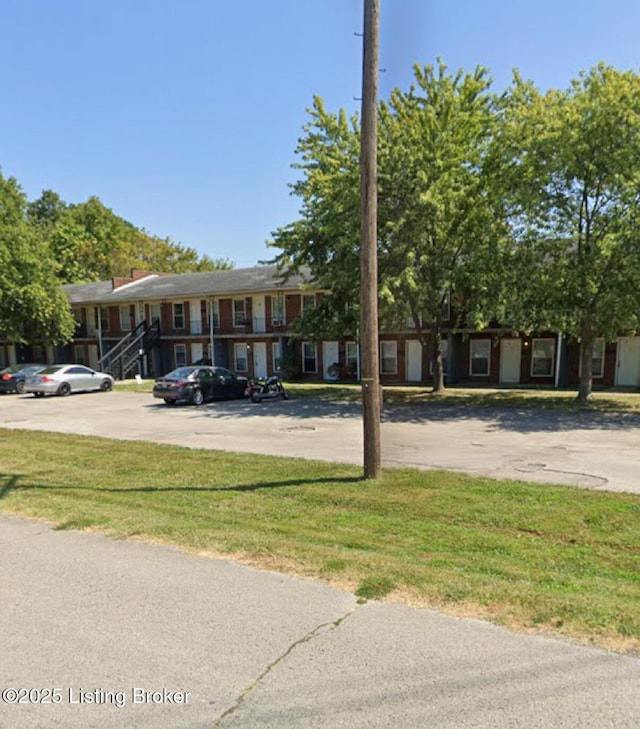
<box><xmin>191</xmin><ymin>388</ymin><xmax>204</xmax><ymax>406</ymax></box>
<box><xmin>57</xmin><ymin>382</ymin><xmax>71</xmax><ymax>397</ymax></box>
<box><xmin>164</xmin><ymin>398</ymin><xmax>176</xmax><ymax>406</ymax></box>
<box><xmin>16</xmin><ymin>381</ymin><xmax>25</xmax><ymax>394</ymax></box>
<box><xmin>100</xmin><ymin>378</ymin><xmax>112</xmax><ymax>392</ymax></box>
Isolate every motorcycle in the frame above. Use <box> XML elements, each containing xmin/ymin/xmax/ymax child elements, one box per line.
<box><xmin>244</xmin><ymin>374</ymin><xmax>289</xmax><ymax>403</ymax></box>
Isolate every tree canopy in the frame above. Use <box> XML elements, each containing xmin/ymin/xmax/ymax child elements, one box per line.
<box><xmin>0</xmin><ymin>173</ymin><xmax>232</xmax><ymax>346</ymax></box>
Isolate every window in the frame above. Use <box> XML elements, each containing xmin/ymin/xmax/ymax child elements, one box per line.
<box><xmin>272</xmin><ymin>341</ymin><xmax>283</xmax><ymax>372</ymax></box>
<box><xmin>119</xmin><ymin>306</ymin><xmax>131</xmax><ymax>332</ymax></box>
<box><xmin>174</xmin><ymin>344</ymin><xmax>187</xmax><ymax>367</ymax></box>
<box><xmin>209</xmin><ymin>300</ymin><xmax>219</xmax><ymax>328</ymax></box>
<box><xmin>74</xmin><ymin>345</ymin><xmax>85</xmax><ymax>365</ymax></box>
<box><xmin>271</xmin><ymin>294</ymin><xmax>285</xmax><ymax>326</ymax></box>
<box><xmin>470</xmin><ymin>339</ymin><xmax>490</xmax><ymax>376</ymax></box>
<box><xmin>97</xmin><ymin>307</ymin><xmax>109</xmax><ymax>332</ymax></box>
<box><xmin>233</xmin><ymin>299</ymin><xmax>246</xmax><ymax>326</ymax></box>
<box><xmin>346</xmin><ymin>341</ymin><xmax>359</xmax><ymax>378</ymax></box>
<box><xmin>234</xmin><ymin>343</ymin><xmax>248</xmax><ymax>371</ymax></box>
<box><xmin>578</xmin><ymin>338</ymin><xmax>605</xmax><ymax>378</ymax></box>
<box><xmin>149</xmin><ymin>303</ymin><xmax>160</xmax><ymax>325</ymax></box>
<box><xmin>173</xmin><ymin>303</ymin><xmax>185</xmax><ymax>329</ymax></box>
<box><xmin>302</xmin><ymin>342</ymin><xmax>317</xmax><ymax>373</ymax></box>
<box><xmin>302</xmin><ymin>294</ymin><xmax>315</xmax><ymax>312</ymax></box>
<box><xmin>531</xmin><ymin>338</ymin><xmax>555</xmax><ymax>377</ymax></box>
<box><xmin>380</xmin><ymin>341</ymin><xmax>397</xmax><ymax>375</ymax></box>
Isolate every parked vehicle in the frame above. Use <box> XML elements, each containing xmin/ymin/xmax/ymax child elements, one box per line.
<box><xmin>0</xmin><ymin>363</ymin><xmax>46</xmax><ymax>394</ymax></box>
<box><xmin>152</xmin><ymin>366</ymin><xmax>248</xmax><ymax>406</ymax></box>
<box><xmin>245</xmin><ymin>374</ymin><xmax>289</xmax><ymax>403</ymax></box>
<box><xmin>24</xmin><ymin>365</ymin><xmax>114</xmax><ymax>397</ymax></box>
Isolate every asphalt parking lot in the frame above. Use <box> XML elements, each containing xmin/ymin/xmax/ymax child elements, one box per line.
<box><xmin>1</xmin><ymin>389</ymin><xmax>639</xmax><ymax>493</ymax></box>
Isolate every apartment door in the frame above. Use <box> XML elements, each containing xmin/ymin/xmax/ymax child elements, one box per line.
<box><xmin>405</xmin><ymin>340</ymin><xmax>422</xmax><ymax>382</ymax></box>
<box><xmin>615</xmin><ymin>337</ymin><xmax>640</xmax><ymax>386</ymax></box>
<box><xmin>500</xmin><ymin>339</ymin><xmax>521</xmax><ymax>384</ymax></box>
<box><xmin>253</xmin><ymin>342</ymin><xmax>267</xmax><ymax>378</ymax></box>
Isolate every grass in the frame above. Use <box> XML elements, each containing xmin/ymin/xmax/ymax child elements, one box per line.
<box><xmin>1</xmin><ymin>428</ymin><xmax>639</xmax><ymax>653</ymax></box>
<box><xmin>115</xmin><ymin>377</ymin><xmax>640</xmax><ymax>412</ymax></box>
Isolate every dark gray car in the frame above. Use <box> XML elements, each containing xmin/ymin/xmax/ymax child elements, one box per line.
<box><xmin>152</xmin><ymin>366</ymin><xmax>248</xmax><ymax>406</ymax></box>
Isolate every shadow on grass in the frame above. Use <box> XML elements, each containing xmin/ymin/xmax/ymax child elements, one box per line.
<box><xmin>0</xmin><ymin>472</ymin><xmax>363</xmax><ymax>500</ymax></box>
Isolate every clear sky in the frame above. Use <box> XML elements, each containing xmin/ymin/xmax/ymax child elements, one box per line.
<box><xmin>2</xmin><ymin>1</ymin><xmax>639</xmax><ymax>268</ymax></box>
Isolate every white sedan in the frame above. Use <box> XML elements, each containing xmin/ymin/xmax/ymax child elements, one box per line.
<box><xmin>24</xmin><ymin>364</ymin><xmax>114</xmax><ymax>397</ymax></box>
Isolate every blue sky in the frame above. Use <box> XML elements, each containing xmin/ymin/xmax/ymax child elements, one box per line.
<box><xmin>2</xmin><ymin>0</ymin><xmax>639</xmax><ymax>268</ymax></box>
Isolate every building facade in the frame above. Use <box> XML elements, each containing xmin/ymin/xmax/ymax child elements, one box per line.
<box><xmin>1</xmin><ymin>266</ymin><xmax>640</xmax><ymax>389</ymax></box>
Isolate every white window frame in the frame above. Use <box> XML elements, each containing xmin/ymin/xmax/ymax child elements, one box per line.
<box><xmin>470</xmin><ymin>339</ymin><xmax>491</xmax><ymax>376</ymax></box>
<box><xmin>234</xmin><ymin>343</ymin><xmax>248</xmax><ymax>372</ymax></box>
<box><xmin>271</xmin><ymin>293</ymin><xmax>286</xmax><ymax>326</ymax></box>
<box><xmin>119</xmin><ymin>305</ymin><xmax>131</xmax><ymax>332</ymax></box>
<box><xmin>173</xmin><ymin>303</ymin><xmax>185</xmax><ymax>329</ymax></box>
<box><xmin>174</xmin><ymin>343</ymin><xmax>187</xmax><ymax>367</ymax></box>
<box><xmin>302</xmin><ymin>342</ymin><xmax>317</xmax><ymax>373</ymax></box>
<box><xmin>149</xmin><ymin>303</ymin><xmax>160</xmax><ymax>325</ymax></box>
<box><xmin>380</xmin><ymin>341</ymin><xmax>398</xmax><ymax>375</ymax></box>
<box><xmin>345</xmin><ymin>341</ymin><xmax>359</xmax><ymax>379</ymax></box>
<box><xmin>233</xmin><ymin>299</ymin><xmax>246</xmax><ymax>327</ymax></box>
<box><xmin>209</xmin><ymin>299</ymin><xmax>219</xmax><ymax>328</ymax></box>
<box><xmin>531</xmin><ymin>338</ymin><xmax>555</xmax><ymax>377</ymax></box>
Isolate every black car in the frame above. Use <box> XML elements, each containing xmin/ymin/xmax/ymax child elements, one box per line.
<box><xmin>0</xmin><ymin>363</ymin><xmax>46</xmax><ymax>394</ymax></box>
<box><xmin>152</xmin><ymin>366</ymin><xmax>248</xmax><ymax>406</ymax></box>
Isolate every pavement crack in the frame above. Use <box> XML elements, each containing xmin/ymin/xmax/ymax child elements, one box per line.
<box><xmin>212</xmin><ymin>606</ymin><xmax>357</xmax><ymax>727</ymax></box>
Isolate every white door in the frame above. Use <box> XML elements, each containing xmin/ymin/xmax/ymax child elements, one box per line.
<box><xmin>405</xmin><ymin>340</ymin><xmax>422</xmax><ymax>382</ymax></box>
<box><xmin>500</xmin><ymin>339</ymin><xmax>522</xmax><ymax>384</ymax></box>
<box><xmin>615</xmin><ymin>337</ymin><xmax>640</xmax><ymax>386</ymax></box>
<box><xmin>323</xmin><ymin>341</ymin><xmax>340</xmax><ymax>380</ymax></box>
<box><xmin>253</xmin><ymin>342</ymin><xmax>267</xmax><ymax>378</ymax></box>
<box><xmin>253</xmin><ymin>296</ymin><xmax>266</xmax><ymax>333</ymax></box>
<box><xmin>191</xmin><ymin>342</ymin><xmax>203</xmax><ymax>365</ymax></box>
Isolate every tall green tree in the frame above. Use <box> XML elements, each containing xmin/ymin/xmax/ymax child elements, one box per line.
<box><xmin>497</xmin><ymin>63</ymin><xmax>640</xmax><ymax>401</ymax></box>
<box><xmin>0</xmin><ymin>173</ymin><xmax>75</xmax><ymax>343</ymax></box>
<box><xmin>270</xmin><ymin>64</ymin><xmax>506</xmax><ymax>389</ymax></box>
<box><xmin>378</xmin><ymin>61</ymin><xmax>504</xmax><ymax>391</ymax></box>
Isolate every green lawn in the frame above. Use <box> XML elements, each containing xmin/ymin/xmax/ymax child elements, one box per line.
<box><xmin>1</xmin><ymin>428</ymin><xmax>638</xmax><ymax>653</ymax></box>
<box><xmin>115</xmin><ymin>378</ymin><xmax>640</xmax><ymax>412</ymax></box>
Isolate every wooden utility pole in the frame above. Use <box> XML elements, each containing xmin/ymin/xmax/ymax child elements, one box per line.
<box><xmin>359</xmin><ymin>0</ymin><xmax>381</xmax><ymax>479</ymax></box>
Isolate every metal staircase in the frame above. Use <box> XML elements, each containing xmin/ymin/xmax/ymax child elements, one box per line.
<box><xmin>98</xmin><ymin>320</ymin><xmax>161</xmax><ymax>380</ymax></box>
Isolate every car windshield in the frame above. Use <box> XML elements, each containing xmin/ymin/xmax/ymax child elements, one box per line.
<box><xmin>164</xmin><ymin>367</ymin><xmax>197</xmax><ymax>379</ymax></box>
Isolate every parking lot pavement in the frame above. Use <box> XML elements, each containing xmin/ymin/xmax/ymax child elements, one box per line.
<box><xmin>2</xmin><ymin>513</ymin><xmax>639</xmax><ymax>729</ymax></box>
<box><xmin>1</xmin><ymin>390</ymin><xmax>640</xmax><ymax>493</ymax></box>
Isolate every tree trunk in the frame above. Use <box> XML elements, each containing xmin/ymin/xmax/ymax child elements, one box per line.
<box><xmin>577</xmin><ymin>316</ymin><xmax>594</xmax><ymax>403</ymax></box>
<box><xmin>431</xmin><ymin>327</ymin><xmax>445</xmax><ymax>393</ymax></box>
